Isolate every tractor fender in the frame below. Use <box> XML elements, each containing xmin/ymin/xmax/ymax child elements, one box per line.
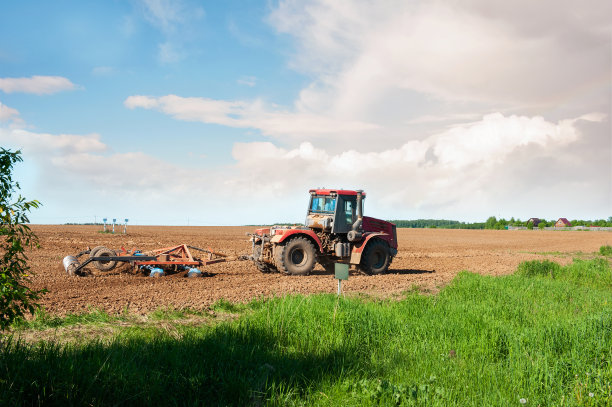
<box><xmin>271</xmin><ymin>229</ymin><xmax>323</xmax><ymax>252</ymax></box>
<box><xmin>349</xmin><ymin>233</ymin><xmax>388</xmax><ymax>265</ymax></box>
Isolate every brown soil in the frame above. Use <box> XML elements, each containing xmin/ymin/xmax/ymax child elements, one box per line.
<box><xmin>27</xmin><ymin>225</ymin><xmax>610</xmax><ymax>315</ymax></box>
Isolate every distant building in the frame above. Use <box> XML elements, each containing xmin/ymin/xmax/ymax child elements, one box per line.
<box><xmin>556</xmin><ymin>218</ymin><xmax>572</xmax><ymax>227</ymax></box>
<box><xmin>527</xmin><ymin>218</ymin><xmax>541</xmax><ymax>227</ymax></box>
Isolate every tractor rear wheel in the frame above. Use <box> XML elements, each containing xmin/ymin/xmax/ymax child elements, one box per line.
<box><xmin>360</xmin><ymin>240</ymin><xmax>391</xmax><ymax>275</ymax></box>
<box><xmin>275</xmin><ymin>237</ymin><xmax>316</xmax><ymax>276</ymax></box>
<box><xmin>93</xmin><ymin>247</ymin><xmax>118</xmax><ymax>271</ymax></box>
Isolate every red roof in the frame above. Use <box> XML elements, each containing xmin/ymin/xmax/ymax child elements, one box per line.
<box><xmin>557</xmin><ymin>218</ymin><xmax>571</xmax><ymax>226</ymax></box>
<box><xmin>309</xmin><ymin>189</ymin><xmax>366</xmax><ymax>196</ymax></box>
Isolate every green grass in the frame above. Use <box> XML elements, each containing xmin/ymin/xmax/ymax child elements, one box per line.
<box><xmin>520</xmin><ymin>250</ymin><xmax>588</xmax><ymax>258</ymax></box>
<box><xmin>1</xmin><ymin>259</ymin><xmax>611</xmax><ymax>406</ymax></box>
<box><xmin>600</xmin><ymin>245</ymin><xmax>612</xmax><ymax>256</ymax></box>
<box><xmin>10</xmin><ymin>307</ymin><xmax>130</xmax><ymax>330</ymax></box>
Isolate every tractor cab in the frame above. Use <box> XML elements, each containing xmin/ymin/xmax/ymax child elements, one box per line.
<box><xmin>305</xmin><ymin>189</ymin><xmax>365</xmax><ymax>235</ymax></box>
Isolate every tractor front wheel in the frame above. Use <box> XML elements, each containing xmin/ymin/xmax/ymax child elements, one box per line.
<box><xmin>275</xmin><ymin>237</ymin><xmax>317</xmax><ymax>276</ymax></box>
<box><xmin>360</xmin><ymin>240</ymin><xmax>391</xmax><ymax>275</ymax></box>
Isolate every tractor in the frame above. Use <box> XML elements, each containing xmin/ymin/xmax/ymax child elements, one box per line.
<box><xmin>249</xmin><ymin>189</ymin><xmax>398</xmax><ymax>275</ymax></box>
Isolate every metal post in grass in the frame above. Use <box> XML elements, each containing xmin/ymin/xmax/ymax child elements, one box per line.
<box><xmin>335</xmin><ymin>263</ymin><xmax>349</xmax><ymax>296</ymax></box>
<box><xmin>103</xmin><ymin>218</ymin><xmax>107</xmax><ymax>232</ymax></box>
<box><xmin>124</xmin><ymin>218</ymin><xmax>128</xmax><ymax>234</ymax></box>
<box><xmin>112</xmin><ymin>218</ymin><xmax>116</xmax><ymax>234</ymax></box>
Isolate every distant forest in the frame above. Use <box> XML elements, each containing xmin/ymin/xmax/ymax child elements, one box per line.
<box><xmin>388</xmin><ymin>219</ymin><xmax>485</xmax><ymax>229</ymax></box>
<box><xmin>389</xmin><ymin>217</ymin><xmax>612</xmax><ymax>229</ymax></box>
<box><xmin>64</xmin><ymin>217</ymin><xmax>612</xmax><ymax>229</ymax></box>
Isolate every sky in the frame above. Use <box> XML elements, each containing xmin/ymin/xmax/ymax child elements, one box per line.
<box><xmin>0</xmin><ymin>0</ymin><xmax>610</xmax><ymax>225</ymax></box>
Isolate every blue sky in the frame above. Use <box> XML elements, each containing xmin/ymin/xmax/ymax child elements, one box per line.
<box><xmin>0</xmin><ymin>0</ymin><xmax>610</xmax><ymax>225</ymax></box>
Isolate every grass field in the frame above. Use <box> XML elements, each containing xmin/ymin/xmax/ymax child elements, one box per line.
<box><xmin>2</xmin><ymin>257</ymin><xmax>611</xmax><ymax>406</ymax></box>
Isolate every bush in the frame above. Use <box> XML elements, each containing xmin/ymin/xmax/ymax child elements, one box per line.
<box><xmin>516</xmin><ymin>260</ymin><xmax>561</xmax><ymax>278</ymax></box>
<box><xmin>0</xmin><ymin>149</ymin><xmax>44</xmax><ymax>329</ymax></box>
<box><xmin>600</xmin><ymin>245</ymin><xmax>612</xmax><ymax>256</ymax></box>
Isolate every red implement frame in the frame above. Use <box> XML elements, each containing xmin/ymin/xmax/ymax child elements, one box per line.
<box><xmin>131</xmin><ymin>244</ymin><xmax>234</xmax><ymax>267</ymax></box>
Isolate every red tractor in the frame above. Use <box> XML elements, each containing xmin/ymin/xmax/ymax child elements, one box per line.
<box><xmin>249</xmin><ymin>189</ymin><xmax>397</xmax><ymax>275</ymax></box>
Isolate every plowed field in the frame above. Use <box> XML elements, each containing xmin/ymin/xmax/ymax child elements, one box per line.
<box><xmin>27</xmin><ymin>225</ymin><xmax>610</xmax><ymax>315</ymax></box>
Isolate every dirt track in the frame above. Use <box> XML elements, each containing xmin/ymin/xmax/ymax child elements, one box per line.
<box><xmin>28</xmin><ymin>225</ymin><xmax>611</xmax><ymax>315</ymax></box>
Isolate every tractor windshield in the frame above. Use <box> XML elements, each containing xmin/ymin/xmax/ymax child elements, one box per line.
<box><xmin>310</xmin><ymin>196</ymin><xmax>336</xmax><ymax>213</ymax></box>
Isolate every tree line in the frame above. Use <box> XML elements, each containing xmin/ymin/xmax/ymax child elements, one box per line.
<box><xmin>388</xmin><ymin>219</ymin><xmax>486</xmax><ymax>229</ymax></box>
<box><xmin>390</xmin><ymin>217</ymin><xmax>612</xmax><ymax>230</ymax></box>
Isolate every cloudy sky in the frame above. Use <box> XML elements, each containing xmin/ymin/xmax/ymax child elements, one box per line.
<box><xmin>0</xmin><ymin>0</ymin><xmax>610</xmax><ymax>225</ymax></box>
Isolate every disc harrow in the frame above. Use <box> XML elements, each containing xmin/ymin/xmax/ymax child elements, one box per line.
<box><xmin>63</xmin><ymin>244</ymin><xmax>247</xmax><ymax>277</ymax></box>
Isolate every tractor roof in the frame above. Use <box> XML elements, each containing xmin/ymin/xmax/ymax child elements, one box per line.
<box><xmin>309</xmin><ymin>189</ymin><xmax>366</xmax><ymax>197</ymax></box>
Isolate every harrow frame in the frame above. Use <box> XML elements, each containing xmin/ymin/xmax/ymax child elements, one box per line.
<box><xmin>65</xmin><ymin>244</ymin><xmax>246</xmax><ymax>276</ymax></box>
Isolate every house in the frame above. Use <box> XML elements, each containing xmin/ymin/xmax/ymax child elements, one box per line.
<box><xmin>527</xmin><ymin>218</ymin><xmax>541</xmax><ymax>227</ymax></box>
<box><xmin>556</xmin><ymin>218</ymin><xmax>572</xmax><ymax>227</ymax></box>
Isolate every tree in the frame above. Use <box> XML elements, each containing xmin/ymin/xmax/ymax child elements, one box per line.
<box><xmin>0</xmin><ymin>148</ymin><xmax>44</xmax><ymax>329</ymax></box>
<box><xmin>485</xmin><ymin>216</ymin><xmax>497</xmax><ymax>230</ymax></box>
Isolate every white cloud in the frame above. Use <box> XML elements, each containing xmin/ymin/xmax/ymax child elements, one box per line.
<box><xmin>431</xmin><ymin>113</ymin><xmax>581</xmax><ymax>169</ymax></box>
<box><xmin>0</xmin><ymin>102</ymin><xmax>20</xmax><ymax>122</ymax></box>
<box><xmin>135</xmin><ymin>0</ymin><xmax>205</xmax><ymax>63</ymax></box>
<box><xmin>158</xmin><ymin>41</ymin><xmax>184</xmax><ymax>63</ymax></box>
<box><xmin>237</xmin><ymin>76</ymin><xmax>257</xmax><ymax>87</ymax></box>
<box><xmin>0</xmin><ymin>128</ymin><xmax>107</xmax><ymax>154</ymax></box>
<box><xmin>0</xmin><ymin>126</ymin><xmax>206</xmax><ymax>195</ymax></box>
<box><xmin>139</xmin><ymin>0</ymin><xmax>190</xmax><ymax>32</ymax></box>
<box><xmin>0</xmin><ymin>76</ymin><xmax>77</xmax><ymax>95</ymax></box>
<box><xmin>227</xmin><ymin>112</ymin><xmax>610</xmax><ymax>220</ymax></box>
<box><xmin>233</xmin><ymin>113</ymin><xmax>594</xmax><ymax>174</ymax></box>
<box><xmin>269</xmin><ymin>0</ymin><xmax>611</xmax><ymax>112</ymax></box>
<box><xmin>124</xmin><ymin>94</ymin><xmax>379</xmax><ymax>139</ymax></box>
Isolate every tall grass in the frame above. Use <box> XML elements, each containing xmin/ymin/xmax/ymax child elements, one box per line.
<box><xmin>1</xmin><ymin>258</ymin><xmax>611</xmax><ymax>406</ymax></box>
<box><xmin>600</xmin><ymin>245</ymin><xmax>612</xmax><ymax>256</ymax></box>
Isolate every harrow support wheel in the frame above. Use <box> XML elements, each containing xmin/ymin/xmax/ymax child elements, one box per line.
<box><xmin>93</xmin><ymin>247</ymin><xmax>118</xmax><ymax>271</ymax></box>
<box><xmin>89</xmin><ymin>246</ymin><xmax>106</xmax><ymax>259</ymax></box>
<box><xmin>360</xmin><ymin>239</ymin><xmax>391</xmax><ymax>275</ymax></box>
<box><xmin>275</xmin><ymin>237</ymin><xmax>316</xmax><ymax>276</ymax></box>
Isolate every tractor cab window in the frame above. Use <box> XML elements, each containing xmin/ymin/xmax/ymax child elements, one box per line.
<box><xmin>310</xmin><ymin>196</ymin><xmax>336</xmax><ymax>213</ymax></box>
<box><xmin>344</xmin><ymin>200</ymin><xmax>354</xmax><ymax>225</ymax></box>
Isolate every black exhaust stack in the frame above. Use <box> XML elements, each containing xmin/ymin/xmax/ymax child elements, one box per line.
<box><xmin>348</xmin><ymin>190</ymin><xmax>364</xmax><ymax>242</ymax></box>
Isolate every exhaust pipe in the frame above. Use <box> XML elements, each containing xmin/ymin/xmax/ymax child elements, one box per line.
<box><xmin>353</xmin><ymin>190</ymin><xmax>363</xmax><ymax>231</ymax></box>
<box><xmin>348</xmin><ymin>190</ymin><xmax>364</xmax><ymax>242</ymax></box>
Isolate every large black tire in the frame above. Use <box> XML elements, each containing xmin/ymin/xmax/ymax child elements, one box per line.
<box><xmin>253</xmin><ymin>244</ymin><xmax>277</xmax><ymax>273</ymax></box>
<box><xmin>89</xmin><ymin>246</ymin><xmax>106</xmax><ymax>259</ymax></box>
<box><xmin>360</xmin><ymin>239</ymin><xmax>391</xmax><ymax>275</ymax></box>
<box><xmin>93</xmin><ymin>247</ymin><xmax>118</xmax><ymax>271</ymax></box>
<box><xmin>275</xmin><ymin>237</ymin><xmax>317</xmax><ymax>276</ymax></box>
